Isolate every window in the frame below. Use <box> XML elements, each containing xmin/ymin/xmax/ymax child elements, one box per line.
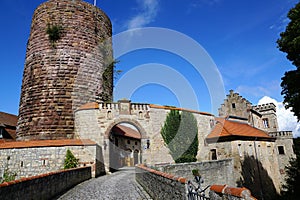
<box><xmin>147</xmin><ymin>139</ymin><xmax>150</xmax><ymax>149</ymax></box>
<box><xmin>263</xmin><ymin>118</ymin><xmax>269</xmax><ymax>128</ymax></box>
<box><xmin>209</xmin><ymin>119</ymin><xmax>215</xmax><ymax>128</ymax></box>
<box><xmin>20</xmin><ymin>161</ymin><xmax>24</xmax><ymax>167</ymax></box>
<box><xmin>0</xmin><ymin>128</ymin><xmax>3</xmax><ymax>139</ymax></box>
<box><xmin>139</xmin><ymin>111</ymin><xmax>143</xmax><ymax>119</ymax></box>
<box><xmin>278</xmin><ymin>146</ymin><xmax>285</xmax><ymax>155</ymax></box>
<box><xmin>135</xmin><ymin>141</ymin><xmax>138</xmax><ymax>145</ymax></box>
<box><xmin>107</xmin><ymin>111</ymin><xmax>112</xmax><ymax>119</ymax></box>
<box><xmin>42</xmin><ymin>159</ymin><xmax>47</xmax><ymax>166</ymax></box>
<box><xmin>127</xmin><ymin>140</ymin><xmax>130</xmax><ymax>144</ymax></box>
<box><xmin>237</xmin><ymin>144</ymin><xmax>242</xmax><ymax>157</ymax></box>
<box><xmin>210</xmin><ymin>149</ymin><xmax>217</xmax><ymax>160</ymax></box>
<box><xmin>232</xmin><ymin>103</ymin><xmax>236</xmax><ymax>109</ymax></box>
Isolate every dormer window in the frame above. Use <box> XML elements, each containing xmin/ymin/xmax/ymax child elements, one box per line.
<box><xmin>0</xmin><ymin>128</ymin><xmax>3</xmax><ymax>139</ymax></box>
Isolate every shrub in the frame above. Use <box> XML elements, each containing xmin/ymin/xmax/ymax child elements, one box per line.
<box><xmin>64</xmin><ymin>149</ymin><xmax>79</xmax><ymax>169</ymax></box>
<box><xmin>175</xmin><ymin>155</ymin><xmax>197</xmax><ymax>163</ymax></box>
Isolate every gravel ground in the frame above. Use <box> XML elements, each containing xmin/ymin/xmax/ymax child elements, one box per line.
<box><xmin>56</xmin><ymin>167</ymin><xmax>152</xmax><ymax>200</ymax></box>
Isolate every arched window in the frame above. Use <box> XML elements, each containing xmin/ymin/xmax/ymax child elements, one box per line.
<box><xmin>210</xmin><ymin>149</ymin><xmax>217</xmax><ymax>160</ymax></box>
<box><xmin>107</xmin><ymin>111</ymin><xmax>112</xmax><ymax>119</ymax></box>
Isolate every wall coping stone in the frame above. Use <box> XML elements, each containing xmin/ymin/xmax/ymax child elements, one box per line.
<box><xmin>0</xmin><ymin>139</ymin><xmax>96</xmax><ymax>149</ymax></box>
<box><xmin>136</xmin><ymin>164</ymin><xmax>187</xmax><ymax>184</ymax></box>
<box><xmin>0</xmin><ymin>167</ymin><xmax>90</xmax><ymax>187</ymax></box>
<box><xmin>210</xmin><ymin>184</ymin><xmax>257</xmax><ymax>199</ymax></box>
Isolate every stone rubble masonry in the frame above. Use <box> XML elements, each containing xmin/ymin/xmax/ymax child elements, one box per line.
<box><xmin>0</xmin><ymin>166</ymin><xmax>91</xmax><ymax>200</ymax></box>
<box><xmin>157</xmin><ymin>159</ymin><xmax>236</xmax><ymax>188</ymax></box>
<box><xmin>0</xmin><ymin>139</ymin><xmax>105</xmax><ymax>178</ymax></box>
<box><xmin>17</xmin><ymin>0</ymin><xmax>113</xmax><ymax>140</ymax></box>
<box><xmin>136</xmin><ymin>164</ymin><xmax>256</xmax><ymax>200</ymax></box>
<box><xmin>135</xmin><ymin>164</ymin><xmax>187</xmax><ymax>200</ymax></box>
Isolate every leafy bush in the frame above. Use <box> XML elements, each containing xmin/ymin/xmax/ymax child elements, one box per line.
<box><xmin>0</xmin><ymin>168</ymin><xmax>17</xmax><ymax>183</ymax></box>
<box><xmin>192</xmin><ymin>168</ymin><xmax>200</xmax><ymax>176</ymax></box>
<box><xmin>0</xmin><ymin>156</ymin><xmax>17</xmax><ymax>183</ymax></box>
<box><xmin>64</xmin><ymin>149</ymin><xmax>79</xmax><ymax>169</ymax></box>
<box><xmin>46</xmin><ymin>24</ymin><xmax>63</xmax><ymax>47</ymax></box>
<box><xmin>175</xmin><ymin>155</ymin><xmax>197</xmax><ymax>163</ymax></box>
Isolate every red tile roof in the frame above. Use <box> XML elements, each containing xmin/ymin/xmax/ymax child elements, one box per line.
<box><xmin>0</xmin><ymin>139</ymin><xmax>96</xmax><ymax>149</ymax></box>
<box><xmin>207</xmin><ymin>118</ymin><xmax>273</xmax><ymax>142</ymax></box>
<box><xmin>0</xmin><ymin>112</ymin><xmax>18</xmax><ymax>127</ymax></box>
<box><xmin>77</xmin><ymin>102</ymin><xmax>99</xmax><ymax>111</ymax></box>
<box><xmin>112</xmin><ymin>125</ymin><xmax>141</xmax><ymax>139</ymax></box>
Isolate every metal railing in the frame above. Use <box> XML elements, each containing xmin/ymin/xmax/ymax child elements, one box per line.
<box><xmin>187</xmin><ymin>179</ymin><xmax>210</xmax><ymax>200</ymax></box>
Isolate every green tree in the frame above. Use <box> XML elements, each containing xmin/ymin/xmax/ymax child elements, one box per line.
<box><xmin>277</xmin><ymin>2</ymin><xmax>300</xmax><ymax>121</ymax></box>
<box><xmin>161</xmin><ymin>109</ymin><xmax>181</xmax><ymax>146</ymax></box>
<box><xmin>161</xmin><ymin>110</ymin><xmax>198</xmax><ymax>163</ymax></box>
<box><xmin>281</xmin><ymin>138</ymin><xmax>300</xmax><ymax>199</ymax></box>
<box><xmin>64</xmin><ymin>149</ymin><xmax>79</xmax><ymax>169</ymax></box>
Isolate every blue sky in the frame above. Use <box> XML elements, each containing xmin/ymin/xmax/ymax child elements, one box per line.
<box><xmin>0</xmin><ymin>0</ymin><xmax>298</xmax><ymax>118</ymax></box>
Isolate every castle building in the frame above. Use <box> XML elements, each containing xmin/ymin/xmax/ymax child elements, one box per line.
<box><xmin>203</xmin><ymin>90</ymin><xmax>295</xmax><ymax>199</ymax></box>
<box><xmin>0</xmin><ymin>1</ymin><xmax>296</xmax><ymax>199</ymax></box>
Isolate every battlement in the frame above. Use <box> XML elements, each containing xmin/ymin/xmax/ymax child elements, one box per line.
<box><xmin>269</xmin><ymin>131</ymin><xmax>293</xmax><ymax>139</ymax></box>
<box><xmin>99</xmin><ymin>102</ymin><xmax>119</xmax><ymax>110</ymax></box>
<box><xmin>98</xmin><ymin>102</ymin><xmax>150</xmax><ymax>111</ymax></box>
<box><xmin>253</xmin><ymin>103</ymin><xmax>276</xmax><ymax>112</ymax></box>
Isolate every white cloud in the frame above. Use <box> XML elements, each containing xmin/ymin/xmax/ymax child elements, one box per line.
<box><xmin>125</xmin><ymin>0</ymin><xmax>159</xmax><ymax>29</ymax></box>
<box><xmin>258</xmin><ymin>96</ymin><xmax>300</xmax><ymax>138</ymax></box>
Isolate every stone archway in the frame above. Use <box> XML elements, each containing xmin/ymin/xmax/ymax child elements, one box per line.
<box><xmin>106</xmin><ymin>120</ymin><xmax>143</xmax><ymax>172</ymax></box>
<box><xmin>104</xmin><ymin>118</ymin><xmax>147</xmax><ymax>139</ymax></box>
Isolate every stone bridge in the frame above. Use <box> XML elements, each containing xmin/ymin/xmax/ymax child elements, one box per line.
<box><xmin>74</xmin><ymin>99</ymin><xmax>215</xmax><ymax>172</ymax></box>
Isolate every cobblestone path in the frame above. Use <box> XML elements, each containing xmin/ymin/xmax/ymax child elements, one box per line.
<box><xmin>57</xmin><ymin>167</ymin><xmax>152</xmax><ymax>200</ymax></box>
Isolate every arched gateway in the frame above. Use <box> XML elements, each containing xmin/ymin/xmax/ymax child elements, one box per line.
<box><xmin>74</xmin><ymin>99</ymin><xmax>215</xmax><ymax>172</ymax></box>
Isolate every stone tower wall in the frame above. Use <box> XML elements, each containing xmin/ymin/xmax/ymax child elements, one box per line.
<box><xmin>17</xmin><ymin>0</ymin><xmax>113</xmax><ymax>140</ymax></box>
<box><xmin>253</xmin><ymin>103</ymin><xmax>278</xmax><ymax>132</ymax></box>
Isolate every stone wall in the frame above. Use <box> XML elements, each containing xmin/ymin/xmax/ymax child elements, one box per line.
<box><xmin>157</xmin><ymin>159</ymin><xmax>236</xmax><ymax>188</ymax></box>
<box><xmin>135</xmin><ymin>164</ymin><xmax>187</xmax><ymax>200</ymax></box>
<box><xmin>136</xmin><ymin>164</ymin><xmax>256</xmax><ymax>200</ymax></box>
<box><xmin>0</xmin><ymin>166</ymin><xmax>91</xmax><ymax>200</ymax></box>
<box><xmin>253</xmin><ymin>103</ymin><xmax>278</xmax><ymax>132</ymax></box>
<box><xmin>0</xmin><ymin>139</ymin><xmax>104</xmax><ymax>178</ymax></box>
<box><xmin>17</xmin><ymin>0</ymin><xmax>113</xmax><ymax>140</ymax></box>
<box><xmin>271</xmin><ymin>131</ymin><xmax>295</xmax><ymax>185</ymax></box>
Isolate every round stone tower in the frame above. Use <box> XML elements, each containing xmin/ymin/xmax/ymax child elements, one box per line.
<box><xmin>17</xmin><ymin>0</ymin><xmax>113</xmax><ymax>140</ymax></box>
